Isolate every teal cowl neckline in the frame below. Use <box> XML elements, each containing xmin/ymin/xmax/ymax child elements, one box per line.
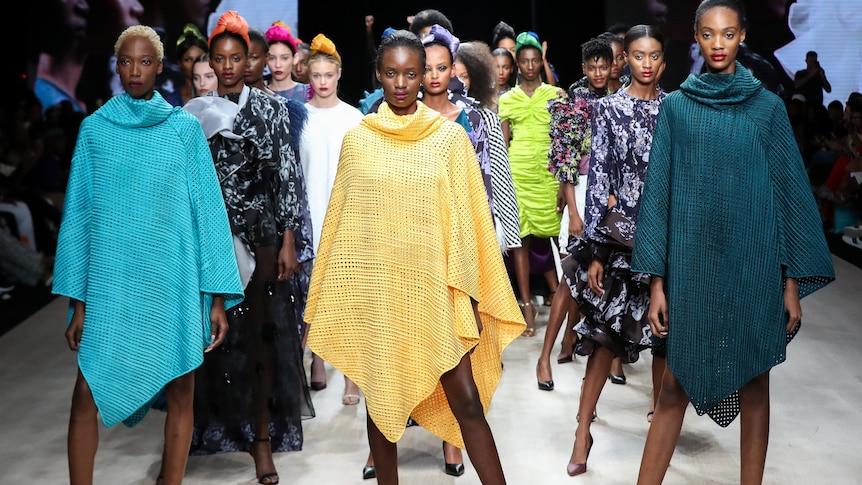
<box><xmin>680</xmin><ymin>61</ymin><xmax>763</xmax><ymax>108</ymax></box>
<box><xmin>95</xmin><ymin>91</ymin><xmax>174</xmax><ymax>128</ymax></box>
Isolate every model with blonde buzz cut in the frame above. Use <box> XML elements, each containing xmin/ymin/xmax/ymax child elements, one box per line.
<box><xmin>114</xmin><ymin>25</ymin><xmax>164</xmax><ymax>60</ymax></box>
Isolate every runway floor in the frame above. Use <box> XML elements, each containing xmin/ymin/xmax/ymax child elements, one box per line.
<box><xmin>1</xmin><ymin>255</ymin><xmax>860</xmax><ymax>484</ymax></box>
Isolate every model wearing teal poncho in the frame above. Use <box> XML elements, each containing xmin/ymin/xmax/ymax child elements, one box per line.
<box><xmin>632</xmin><ymin>62</ymin><xmax>835</xmax><ymax>426</ymax></box>
<box><xmin>53</xmin><ymin>91</ymin><xmax>244</xmax><ymax>428</ymax></box>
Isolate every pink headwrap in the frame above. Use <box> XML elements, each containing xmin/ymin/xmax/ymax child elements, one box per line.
<box><xmin>265</xmin><ymin>20</ymin><xmax>297</xmax><ymax>52</ymax></box>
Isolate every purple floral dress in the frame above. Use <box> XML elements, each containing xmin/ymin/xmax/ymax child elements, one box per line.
<box><xmin>564</xmin><ymin>88</ymin><xmax>666</xmax><ymax>363</ymax></box>
<box><xmin>547</xmin><ymin>84</ymin><xmax>609</xmax><ymax>185</ymax></box>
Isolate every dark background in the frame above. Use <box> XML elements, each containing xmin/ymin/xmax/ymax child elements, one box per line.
<box><xmin>10</xmin><ymin>1</ymin><xmax>809</xmax><ymax>111</ymax></box>
<box><xmin>296</xmin><ymin>1</ymin><xmax>606</xmax><ymax>106</ymax></box>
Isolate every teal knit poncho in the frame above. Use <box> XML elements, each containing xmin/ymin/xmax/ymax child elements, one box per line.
<box><xmin>53</xmin><ymin>92</ymin><xmax>244</xmax><ymax>428</ymax></box>
<box><xmin>632</xmin><ymin>63</ymin><xmax>835</xmax><ymax>426</ymax></box>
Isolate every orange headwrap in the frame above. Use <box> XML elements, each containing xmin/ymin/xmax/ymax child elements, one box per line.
<box><xmin>209</xmin><ymin>10</ymin><xmax>250</xmax><ymax>49</ymax></box>
<box><xmin>310</xmin><ymin>33</ymin><xmax>341</xmax><ymax>65</ymax></box>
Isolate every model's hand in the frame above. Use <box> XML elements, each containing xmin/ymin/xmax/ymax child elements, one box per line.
<box><xmin>587</xmin><ymin>259</ymin><xmax>604</xmax><ymax>296</ymax></box>
<box><xmin>365</xmin><ymin>15</ymin><xmax>374</xmax><ymax>31</ymax></box>
<box><xmin>206</xmin><ymin>296</ymin><xmax>228</xmax><ymax>352</ymax></box>
<box><xmin>277</xmin><ymin>232</ymin><xmax>300</xmax><ymax>280</ymax></box>
<box><xmin>65</xmin><ymin>300</ymin><xmax>85</xmax><ymax>351</ymax></box>
<box><xmin>556</xmin><ymin>184</ymin><xmax>566</xmax><ymax>213</ymax></box>
<box><xmin>784</xmin><ymin>278</ymin><xmax>802</xmax><ymax>333</ymax></box>
<box><xmin>542</xmin><ymin>40</ymin><xmax>549</xmax><ymax>60</ymax></box>
<box><xmin>278</xmin><ymin>251</ymin><xmax>300</xmax><ymax>280</ymax></box>
<box><xmin>649</xmin><ymin>277</ymin><xmax>668</xmax><ymax>338</ymax></box>
<box><xmin>568</xmin><ymin>211</ymin><xmax>584</xmax><ymax>238</ymax></box>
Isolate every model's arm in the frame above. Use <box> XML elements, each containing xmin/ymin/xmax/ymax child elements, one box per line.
<box><xmin>784</xmin><ymin>277</ymin><xmax>801</xmax><ymax>333</ymax></box>
<box><xmin>65</xmin><ymin>299</ymin><xmax>85</xmax><ymax>351</ymax></box>
<box><xmin>501</xmin><ymin>119</ymin><xmax>511</xmax><ymax>149</ymax></box>
<box><xmin>206</xmin><ymin>296</ymin><xmax>228</xmax><ymax>352</ymax></box>
<box><xmin>648</xmin><ymin>276</ymin><xmax>668</xmax><ymax>337</ymax></box>
<box><xmin>268</xmin><ymin>102</ymin><xmax>301</xmax><ymax>280</ymax></box>
<box><xmin>541</xmin><ymin>40</ymin><xmax>556</xmax><ymax>86</ymax></box>
<box><xmin>365</xmin><ymin>15</ymin><xmax>377</xmax><ymax>61</ymax></box>
<box><xmin>562</xmin><ymin>182</ymin><xmax>583</xmax><ymax>237</ymax></box>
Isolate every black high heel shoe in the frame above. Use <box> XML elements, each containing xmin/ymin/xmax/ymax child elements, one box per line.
<box><xmin>608</xmin><ymin>372</ymin><xmax>627</xmax><ymax>385</ymax></box>
<box><xmin>536</xmin><ymin>364</ymin><xmax>554</xmax><ymax>391</ymax></box>
<box><xmin>443</xmin><ymin>442</ymin><xmax>465</xmax><ymax>476</ymax></box>
<box><xmin>362</xmin><ymin>465</ymin><xmax>376</xmax><ymax>480</ymax></box>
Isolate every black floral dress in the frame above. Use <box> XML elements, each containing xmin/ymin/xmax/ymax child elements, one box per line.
<box><xmin>191</xmin><ymin>87</ymin><xmax>314</xmax><ymax>455</ymax></box>
<box><xmin>565</xmin><ymin>88</ymin><xmax>666</xmax><ymax>363</ymax></box>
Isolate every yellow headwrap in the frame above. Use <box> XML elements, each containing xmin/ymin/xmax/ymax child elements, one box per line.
<box><xmin>310</xmin><ymin>33</ymin><xmax>341</xmax><ymax>65</ymax></box>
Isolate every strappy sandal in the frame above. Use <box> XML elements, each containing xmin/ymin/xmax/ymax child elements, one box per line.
<box><xmin>519</xmin><ymin>301</ymin><xmax>537</xmax><ymax>337</ymax></box>
<box><xmin>250</xmin><ymin>437</ymin><xmax>279</xmax><ymax>484</ymax></box>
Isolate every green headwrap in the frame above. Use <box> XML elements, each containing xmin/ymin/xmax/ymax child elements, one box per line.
<box><xmin>515</xmin><ymin>31</ymin><xmax>542</xmax><ymax>57</ymax></box>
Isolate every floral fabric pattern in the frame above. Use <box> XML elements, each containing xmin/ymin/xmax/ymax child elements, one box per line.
<box><xmin>547</xmin><ymin>84</ymin><xmax>609</xmax><ymax>184</ymax></box>
<box><xmin>191</xmin><ymin>87</ymin><xmax>314</xmax><ymax>456</ymax></box>
<box><xmin>565</xmin><ymin>88</ymin><xmax>666</xmax><ymax>364</ymax></box>
<box><xmin>209</xmin><ymin>89</ymin><xmax>301</xmax><ymax>249</ymax></box>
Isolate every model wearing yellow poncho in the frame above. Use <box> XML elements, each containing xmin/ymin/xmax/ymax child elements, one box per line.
<box><xmin>305</xmin><ymin>102</ymin><xmax>525</xmax><ymax>446</ymax></box>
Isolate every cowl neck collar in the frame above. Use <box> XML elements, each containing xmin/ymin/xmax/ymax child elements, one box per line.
<box><xmin>362</xmin><ymin>101</ymin><xmax>445</xmax><ymax>142</ymax></box>
<box><xmin>680</xmin><ymin>61</ymin><xmax>763</xmax><ymax>108</ymax></box>
<box><xmin>95</xmin><ymin>91</ymin><xmax>174</xmax><ymax>128</ymax></box>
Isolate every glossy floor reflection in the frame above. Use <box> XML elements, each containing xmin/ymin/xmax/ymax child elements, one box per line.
<box><xmin>1</xmin><ymin>256</ymin><xmax>860</xmax><ymax>484</ymax></box>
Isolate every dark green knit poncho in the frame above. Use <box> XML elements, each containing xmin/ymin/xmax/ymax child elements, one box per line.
<box><xmin>632</xmin><ymin>62</ymin><xmax>835</xmax><ymax>426</ymax></box>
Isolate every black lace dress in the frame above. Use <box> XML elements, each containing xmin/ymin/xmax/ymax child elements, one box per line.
<box><xmin>190</xmin><ymin>87</ymin><xmax>314</xmax><ymax>455</ymax></box>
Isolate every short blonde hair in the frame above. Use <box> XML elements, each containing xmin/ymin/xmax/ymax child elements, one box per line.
<box><xmin>114</xmin><ymin>25</ymin><xmax>164</xmax><ymax>60</ymax></box>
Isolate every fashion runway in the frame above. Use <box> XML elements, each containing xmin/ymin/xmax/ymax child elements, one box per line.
<box><xmin>1</xmin><ymin>255</ymin><xmax>860</xmax><ymax>484</ymax></box>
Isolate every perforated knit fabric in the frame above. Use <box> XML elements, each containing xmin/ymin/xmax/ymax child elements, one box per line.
<box><xmin>305</xmin><ymin>102</ymin><xmax>525</xmax><ymax>446</ymax></box>
<box><xmin>52</xmin><ymin>92</ymin><xmax>244</xmax><ymax>428</ymax></box>
<box><xmin>632</xmin><ymin>64</ymin><xmax>835</xmax><ymax>427</ymax></box>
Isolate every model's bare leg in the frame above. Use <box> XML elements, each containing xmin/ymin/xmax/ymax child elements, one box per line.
<box><xmin>648</xmin><ymin>354</ymin><xmax>667</xmax><ymax>421</ymax></box>
<box><xmin>367</xmin><ymin>413</ymin><xmax>398</xmax><ymax>485</ymax></box>
<box><xmin>310</xmin><ymin>352</ymin><xmax>327</xmax><ymax>389</ymax></box>
<box><xmin>439</xmin><ymin>352</ymin><xmax>506</xmax><ymax>485</ymax></box>
<box><xmin>542</xmin><ymin>242</ymin><xmax>559</xmax><ymax>307</ymax></box>
<box><xmin>343</xmin><ymin>375</ymin><xmax>361</xmax><ymax>405</ymax></box>
<box><xmin>739</xmin><ymin>371</ymin><xmax>770</xmax><ymax>485</ymax></box>
<box><xmin>637</xmin><ymin>366</ymin><xmax>689</xmax><ymax>485</ymax></box>
<box><xmin>68</xmin><ymin>369</ymin><xmax>98</xmax><ymax>485</ymax></box>
<box><xmin>443</xmin><ymin>440</ymin><xmax>463</xmax><ymax>470</ymax></box>
<box><xmin>513</xmin><ymin>237</ymin><xmax>535</xmax><ymax>336</ymax></box>
<box><xmin>536</xmin><ymin>278</ymin><xmax>574</xmax><ymax>386</ymax></box>
<box><xmin>557</xmin><ymin>301</ymin><xmax>580</xmax><ymax>363</ymax></box>
<box><xmin>568</xmin><ymin>346</ymin><xmax>613</xmax><ymax>471</ymax></box>
<box><xmin>160</xmin><ymin>372</ymin><xmax>195</xmax><ymax>485</ymax></box>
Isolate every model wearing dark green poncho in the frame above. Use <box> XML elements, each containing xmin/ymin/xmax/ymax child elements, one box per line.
<box><xmin>632</xmin><ymin>62</ymin><xmax>835</xmax><ymax>427</ymax></box>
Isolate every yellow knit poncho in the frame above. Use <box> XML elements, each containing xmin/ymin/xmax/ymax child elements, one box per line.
<box><xmin>305</xmin><ymin>102</ymin><xmax>525</xmax><ymax>446</ymax></box>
